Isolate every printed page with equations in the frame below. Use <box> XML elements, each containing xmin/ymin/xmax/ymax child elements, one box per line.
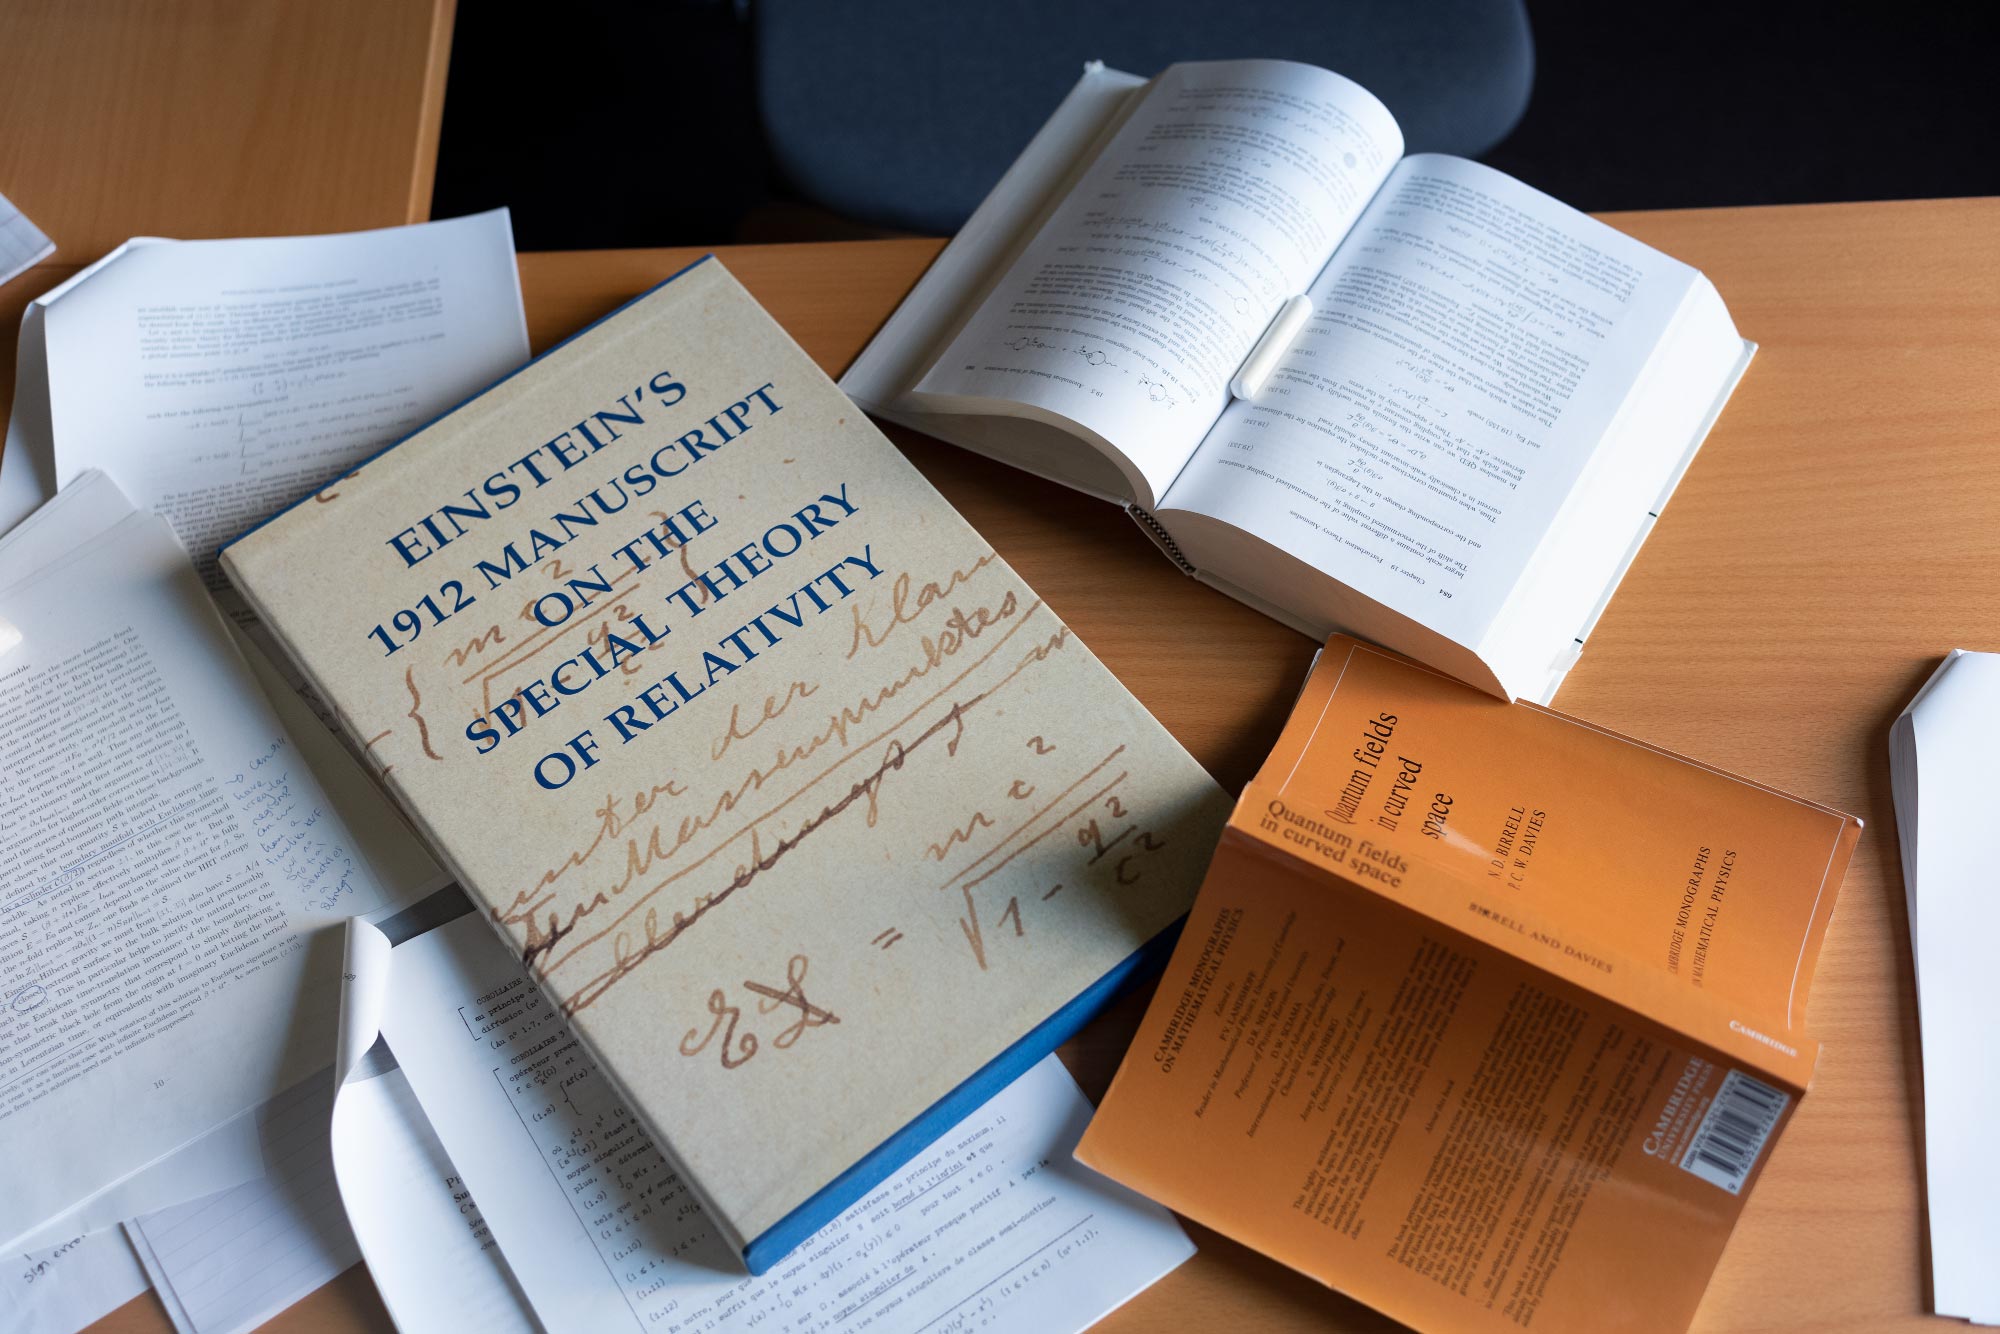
<box><xmin>338</xmin><ymin>912</ymin><xmax>1195</xmax><ymax>1334</ymax></box>
<box><xmin>0</xmin><ymin>474</ymin><xmax>436</xmax><ymax>1254</ymax></box>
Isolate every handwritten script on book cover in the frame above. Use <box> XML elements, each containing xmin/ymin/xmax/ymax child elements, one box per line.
<box><xmin>223</xmin><ymin>261</ymin><xmax>1228</xmax><ymax>1241</ymax></box>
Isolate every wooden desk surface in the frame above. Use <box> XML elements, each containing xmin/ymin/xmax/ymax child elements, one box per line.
<box><xmin>80</xmin><ymin>198</ymin><xmax>2000</xmax><ymax>1332</ymax></box>
<box><xmin>0</xmin><ymin>0</ymin><xmax>453</xmax><ymax>277</ymax></box>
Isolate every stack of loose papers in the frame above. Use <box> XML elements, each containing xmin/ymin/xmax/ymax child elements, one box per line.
<box><xmin>0</xmin><ymin>210</ymin><xmax>524</xmax><ymax>1310</ymax></box>
<box><xmin>1890</xmin><ymin>649</ymin><xmax>2000</xmax><ymax>1325</ymax></box>
<box><xmin>0</xmin><ymin>471</ymin><xmax>443</xmax><ymax>1259</ymax></box>
<box><xmin>330</xmin><ymin>912</ymin><xmax>1196</xmax><ymax>1334</ymax></box>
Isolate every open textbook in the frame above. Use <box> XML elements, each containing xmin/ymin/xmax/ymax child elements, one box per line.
<box><xmin>334</xmin><ymin>912</ymin><xmax>1193</xmax><ymax>1334</ymax></box>
<box><xmin>1076</xmin><ymin>638</ymin><xmax>1860</xmax><ymax>1334</ymax></box>
<box><xmin>220</xmin><ymin>258</ymin><xmax>1232</xmax><ymax>1272</ymax></box>
<box><xmin>0</xmin><ymin>472</ymin><xmax>441</xmax><ymax>1254</ymax></box>
<box><xmin>843</xmin><ymin>61</ymin><xmax>1753</xmax><ymax>703</ymax></box>
<box><xmin>1891</xmin><ymin>651</ymin><xmax>2000</xmax><ymax>1326</ymax></box>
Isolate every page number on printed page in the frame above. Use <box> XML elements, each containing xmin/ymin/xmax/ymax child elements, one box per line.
<box><xmin>1679</xmin><ymin>1069</ymin><xmax>1789</xmax><ymax>1194</ymax></box>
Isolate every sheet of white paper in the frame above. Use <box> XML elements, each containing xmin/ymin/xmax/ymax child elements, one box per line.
<box><xmin>105</xmin><ymin>913</ymin><xmax>529</xmax><ymax>1334</ymax></box>
<box><xmin>10</xmin><ymin>1109</ymin><xmax>265</xmax><ymax>1256</ymax></box>
<box><xmin>0</xmin><ymin>1228</ymin><xmax>148</xmax><ymax>1334</ymax></box>
<box><xmin>125</xmin><ymin>1075</ymin><xmax>356</xmax><ymax>1334</ymax></box>
<box><xmin>0</xmin><ymin>473</ymin><xmax>439</xmax><ymax>1254</ymax></box>
<box><xmin>39</xmin><ymin>211</ymin><xmax>526</xmax><ymax>596</ymax></box>
<box><xmin>0</xmin><ymin>467</ymin><xmax>444</xmax><ymax>903</ymax></box>
<box><xmin>0</xmin><ymin>242</ymin><xmax>173</xmax><ymax>537</ymax></box>
<box><xmin>370</xmin><ymin>913</ymin><xmax>1193</xmax><ymax>1334</ymax></box>
<box><xmin>1890</xmin><ymin>653</ymin><xmax>1952</xmax><ymax>953</ymax></box>
<box><xmin>329</xmin><ymin>919</ymin><xmax>536</xmax><ymax>1334</ymax></box>
<box><xmin>0</xmin><ymin>191</ymin><xmax>55</xmax><ymax>288</ymax></box>
<box><xmin>0</xmin><ymin>215</ymin><xmax>526</xmax><ymax>752</ymax></box>
<box><xmin>328</xmin><ymin>1068</ymin><xmax>537</xmax><ymax>1334</ymax></box>
<box><xmin>1892</xmin><ymin>649</ymin><xmax>2000</xmax><ymax>1325</ymax></box>
<box><xmin>0</xmin><ymin>468</ymin><xmax>135</xmax><ymax>571</ymax></box>
<box><xmin>0</xmin><ymin>304</ymin><xmax>62</xmax><ymax>536</ymax></box>
<box><xmin>0</xmin><ymin>495</ymin><xmax>429</xmax><ymax>1252</ymax></box>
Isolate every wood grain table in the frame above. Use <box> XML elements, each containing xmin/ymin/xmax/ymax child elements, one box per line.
<box><xmin>0</xmin><ymin>0</ymin><xmax>454</xmax><ymax>259</ymax></box>
<box><xmin>74</xmin><ymin>198</ymin><xmax>2000</xmax><ymax>1331</ymax></box>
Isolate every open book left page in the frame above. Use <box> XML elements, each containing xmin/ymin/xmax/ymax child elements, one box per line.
<box><xmin>0</xmin><ymin>472</ymin><xmax>440</xmax><ymax>1254</ymax></box>
<box><xmin>220</xmin><ymin>257</ymin><xmax>1232</xmax><ymax>1272</ymax></box>
<box><xmin>904</xmin><ymin>60</ymin><xmax>1404</xmax><ymax>509</ymax></box>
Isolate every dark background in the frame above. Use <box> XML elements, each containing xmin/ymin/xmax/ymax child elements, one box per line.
<box><xmin>431</xmin><ymin>0</ymin><xmax>2000</xmax><ymax>249</ymax></box>
<box><xmin>1477</xmin><ymin>1</ymin><xmax>2000</xmax><ymax>213</ymax></box>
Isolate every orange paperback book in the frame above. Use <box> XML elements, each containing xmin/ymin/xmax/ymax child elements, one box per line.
<box><xmin>1076</xmin><ymin>637</ymin><xmax>1861</xmax><ymax>1334</ymax></box>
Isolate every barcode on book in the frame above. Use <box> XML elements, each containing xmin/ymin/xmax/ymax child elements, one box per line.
<box><xmin>1678</xmin><ymin>1069</ymin><xmax>1789</xmax><ymax>1194</ymax></box>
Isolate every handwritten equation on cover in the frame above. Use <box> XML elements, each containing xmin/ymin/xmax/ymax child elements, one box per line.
<box><xmin>351</xmin><ymin>420</ymin><xmax>1191</xmax><ymax>1054</ymax></box>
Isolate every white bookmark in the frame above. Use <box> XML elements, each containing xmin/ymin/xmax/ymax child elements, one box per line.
<box><xmin>1229</xmin><ymin>293</ymin><xmax>1314</xmax><ymax>400</ymax></box>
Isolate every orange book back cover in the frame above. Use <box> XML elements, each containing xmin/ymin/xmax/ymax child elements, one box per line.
<box><xmin>1077</xmin><ymin>638</ymin><xmax>1860</xmax><ymax>1333</ymax></box>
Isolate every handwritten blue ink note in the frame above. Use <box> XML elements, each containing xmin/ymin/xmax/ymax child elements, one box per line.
<box><xmin>227</xmin><ymin>740</ymin><xmax>362</xmax><ymax>913</ymax></box>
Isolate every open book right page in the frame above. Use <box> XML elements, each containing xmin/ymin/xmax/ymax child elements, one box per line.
<box><xmin>1158</xmin><ymin>154</ymin><xmax>1746</xmax><ymax>697</ymax></box>
<box><xmin>905</xmin><ymin>60</ymin><xmax>1404</xmax><ymax>508</ymax></box>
